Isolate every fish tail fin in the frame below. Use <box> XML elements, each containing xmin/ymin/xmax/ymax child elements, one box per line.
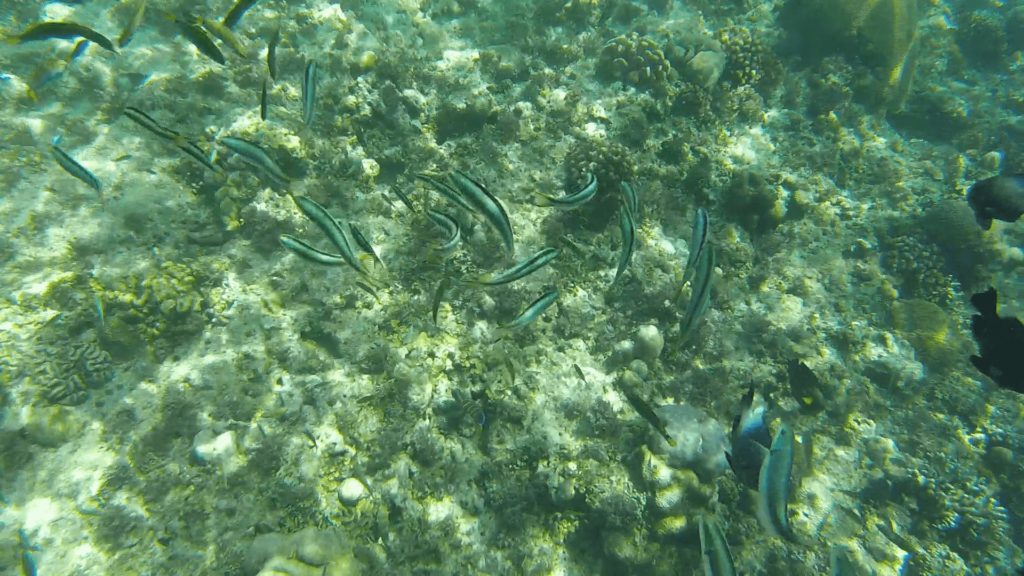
<box><xmin>971</xmin><ymin>287</ymin><xmax>998</xmax><ymax>318</ymax></box>
<box><xmin>534</xmin><ymin>194</ymin><xmax>554</xmax><ymax>207</ymax></box>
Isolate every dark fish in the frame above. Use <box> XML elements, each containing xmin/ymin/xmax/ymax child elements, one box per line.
<box><xmin>967</xmin><ymin>174</ymin><xmax>1024</xmax><ymax>230</ymax></box>
<box><xmin>432</xmin><ymin>277</ymin><xmax>452</xmax><ymax>325</ymax></box>
<box><xmin>787</xmin><ymin>360</ymin><xmax>826</xmax><ymax>413</ymax></box>
<box><xmin>260</xmin><ymin>78</ymin><xmax>268</xmax><ymax>121</ymax></box>
<box><xmin>179</xmin><ymin>20</ymin><xmax>225</xmax><ymax>65</ymax></box>
<box><xmin>14</xmin><ymin>21</ymin><xmax>116</xmax><ymax>52</ymax></box>
<box><xmin>355</xmin><ymin>280</ymin><xmax>381</xmax><ymax>304</ymax></box>
<box><xmin>349</xmin><ymin>222</ymin><xmax>383</xmax><ymax>268</ymax></box>
<box><xmin>267</xmin><ymin>28</ymin><xmax>280</xmax><ymax>80</ymax></box>
<box><xmin>223</xmin><ymin>0</ymin><xmax>261</xmax><ymax>30</ymax></box>
<box><xmin>725</xmin><ymin>385</ymin><xmax>771</xmax><ymax>490</ymax></box>
<box><xmin>51</xmin><ymin>145</ymin><xmax>102</xmax><ymax>193</ymax></box>
<box><xmin>117</xmin><ymin>0</ymin><xmax>146</xmax><ymax>48</ymax></box>
<box><xmin>390</xmin><ymin>186</ymin><xmax>416</xmax><ymax>211</ymax></box>
<box><xmin>969</xmin><ymin>287</ymin><xmax>1024</xmax><ymax>393</ymax></box>
<box><xmin>573</xmin><ymin>363</ymin><xmax>587</xmax><ymax>384</ymax></box>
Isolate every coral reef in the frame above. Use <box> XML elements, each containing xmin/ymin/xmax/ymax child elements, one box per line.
<box><xmin>880</xmin><ymin>235</ymin><xmax>957</xmax><ymax>306</ymax></box>
<box><xmin>597</xmin><ymin>33</ymin><xmax>674</xmax><ymax>94</ymax></box>
<box><xmin>95</xmin><ymin>260</ymin><xmax>211</xmax><ymax>354</ymax></box>
<box><xmin>955</xmin><ymin>11</ymin><xmax>1008</xmax><ymax>69</ymax></box>
<box><xmin>561</xmin><ymin>136</ymin><xmax>637</xmax><ymax>230</ymax></box>
<box><xmin>33</xmin><ymin>335</ymin><xmax>113</xmax><ymax>406</ymax></box>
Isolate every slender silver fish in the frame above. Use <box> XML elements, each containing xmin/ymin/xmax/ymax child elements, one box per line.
<box><xmin>757</xmin><ymin>422</ymin><xmax>795</xmax><ymax>539</ymax></box>
<box><xmin>267</xmin><ymin>28</ymin><xmax>280</xmax><ymax>80</ymax></box>
<box><xmin>699</xmin><ymin>515</ymin><xmax>736</xmax><ymax>576</ymax></box>
<box><xmin>620</xmin><ymin>181</ymin><xmax>639</xmax><ymax>219</ymax></box>
<box><xmin>683</xmin><ymin>208</ymin><xmax>710</xmax><ymax>285</ymax></box>
<box><xmin>292</xmin><ymin>196</ymin><xmax>369</xmax><ymax>276</ymax></box>
<box><xmin>470</xmin><ymin>247</ymin><xmax>559</xmax><ymax>286</ymax></box>
<box><xmin>223</xmin><ymin>0</ymin><xmax>261</xmax><ymax>29</ymax></box>
<box><xmin>221</xmin><ymin>136</ymin><xmax>289</xmax><ymax>185</ymax></box>
<box><xmin>279</xmin><ymin>234</ymin><xmax>347</xmax><ymax>266</ymax></box>
<box><xmin>416</xmin><ymin>173</ymin><xmax>475</xmax><ymax>213</ymax></box>
<box><xmin>201</xmin><ymin>17</ymin><xmax>247</xmax><ymax>57</ymax></box>
<box><xmin>426</xmin><ymin>209</ymin><xmax>461</xmax><ymax>252</ymax></box>
<box><xmin>302</xmin><ymin>60</ymin><xmax>318</xmax><ymax>126</ymax></box>
<box><xmin>450</xmin><ymin>170</ymin><xmax>515</xmax><ymax>255</ymax></box>
<box><xmin>613</xmin><ymin>204</ymin><xmax>635</xmax><ymax>283</ymax></box>
<box><xmin>260</xmin><ymin>78</ymin><xmax>268</xmax><ymax>121</ymax></box>
<box><xmin>537</xmin><ymin>172</ymin><xmax>597</xmax><ymax>209</ymax></box>
<box><xmin>117</xmin><ymin>0</ymin><xmax>147</xmax><ymax>48</ymax></box>
<box><xmin>52</xmin><ymin>145</ymin><xmax>101</xmax><ymax>193</ymax></box>
<box><xmin>502</xmin><ymin>289</ymin><xmax>558</xmax><ymax>331</ymax></box>
<box><xmin>680</xmin><ymin>243</ymin><xmax>714</xmax><ymax>341</ymax></box>
<box><xmin>124</xmin><ymin>106</ymin><xmax>180</xmax><ymax>141</ymax></box>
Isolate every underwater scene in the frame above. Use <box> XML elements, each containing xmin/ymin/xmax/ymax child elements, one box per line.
<box><xmin>2</xmin><ymin>0</ymin><xmax>1024</xmax><ymax>574</ymax></box>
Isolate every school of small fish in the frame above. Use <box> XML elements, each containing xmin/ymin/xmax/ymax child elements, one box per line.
<box><xmin>8</xmin><ymin>1</ymin><xmax>1024</xmax><ymax>574</ymax></box>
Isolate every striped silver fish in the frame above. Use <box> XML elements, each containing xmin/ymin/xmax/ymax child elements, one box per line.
<box><xmin>51</xmin><ymin>145</ymin><xmax>101</xmax><ymax>193</ymax></box>
<box><xmin>620</xmin><ymin>181</ymin><xmax>639</xmax><ymax>219</ymax></box>
<box><xmin>267</xmin><ymin>28</ymin><xmax>279</xmax><ymax>80</ymax></box>
<box><xmin>538</xmin><ymin>172</ymin><xmax>597</xmax><ymax>209</ymax></box>
<box><xmin>683</xmin><ymin>207</ymin><xmax>709</xmax><ymax>285</ymax></box>
<box><xmin>221</xmin><ymin>136</ymin><xmax>289</xmax><ymax>186</ymax></box>
<box><xmin>124</xmin><ymin>106</ymin><xmax>180</xmax><ymax>141</ymax></box>
<box><xmin>699</xmin><ymin>516</ymin><xmax>736</xmax><ymax>576</ymax></box>
<box><xmin>613</xmin><ymin>204</ymin><xmax>635</xmax><ymax>283</ymax></box>
<box><xmin>757</xmin><ymin>422</ymin><xmax>794</xmax><ymax>539</ymax></box>
<box><xmin>680</xmin><ymin>242</ymin><xmax>714</xmax><ymax>341</ymax></box>
<box><xmin>449</xmin><ymin>170</ymin><xmax>515</xmax><ymax>255</ymax></box>
<box><xmin>279</xmin><ymin>234</ymin><xmax>347</xmax><ymax>266</ymax></box>
<box><xmin>302</xmin><ymin>60</ymin><xmax>318</xmax><ymax>126</ymax></box>
<box><xmin>502</xmin><ymin>289</ymin><xmax>558</xmax><ymax>331</ymax></box>
<box><xmin>471</xmin><ymin>247</ymin><xmax>559</xmax><ymax>286</ymax></box>
<box><xmin>416</xmin><ymin>173</ymin><xmax>475</xmax><ymax>213</ymax></box>
<box><xmin>291</xmin><ymin>195</ymin><xmax>369</xmax><ymax>276</ymax></box>
<box><xmin>426</xmin><ymin>209</ymin><xmax>461</xmax><ymax>252</ymax></box>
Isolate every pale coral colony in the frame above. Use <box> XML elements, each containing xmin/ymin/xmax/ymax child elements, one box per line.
<box><xmin>1</xmin><ymin>0</ymin><xmax>1024</xmax><ymax>575</ymax></box>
